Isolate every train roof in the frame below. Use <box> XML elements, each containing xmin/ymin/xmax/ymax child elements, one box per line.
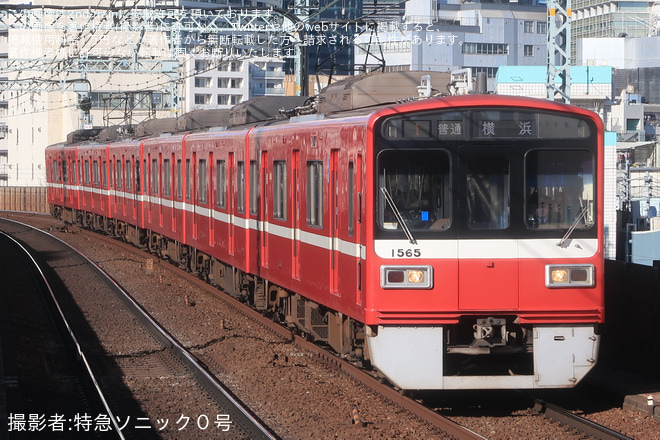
<box><xmin>50</xmin><ymin>71</ymin><xmax>514</xmax><ymax>147</ymax></box>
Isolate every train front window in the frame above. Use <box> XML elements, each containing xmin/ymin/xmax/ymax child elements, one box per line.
<box><xmin>377</xmin><ymin>150</ymin><xmax>451</xmax><ymax>232</ymax></box>
<box><xmin>525</xmin><ymin>150</ymin><xmax>595</xmax><ymax>230</ymax></box>
<box><xmin>465</xmin><ymin>155</ymin><xmax>510</xmax><ymax>230</ymax></box>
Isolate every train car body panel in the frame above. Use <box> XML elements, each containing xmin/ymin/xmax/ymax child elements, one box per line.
<box><xmin>46</xmin><ymin>82</ymin><xmax>605</xmax><ymax>391</ymax></box>
<box><xmin>201</xmin><ymin>129</ymin><xmax>250</xmax><ymax>273</ymax></box>
<box><xmin>109</xmin><ymin>140</ymin><xmax>142</xmax><ymax>227</ymax></box>
<box><xmin>143</xmin><ymin>135</ymin><xmax>187</xmax><ymax>241</ymax></box>
<box><xmin>248</xmin><ymin>115</ymin><xmax>369</xmax><ymax>323</ymax></box>
<box><xmin>46</xmin><ymin>143</ymin><xmax>66</xmax><ymax>209</ymax></box>
<box><xmin>77</xmin><ymin>143</ymin><xmax>113</xmax><ymax>220</ymax></box>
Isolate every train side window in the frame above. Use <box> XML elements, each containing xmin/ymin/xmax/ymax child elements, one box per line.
<box><xmin>199</xmin><ymin>159</ymin><xmax>208</xmax><ymax>204</ymax></box>
<box><xmin>151</xmin><ymin>158</ymin><xmax>159</xmax><ymax>195</ymax></box>
<box><xmin>125</xmin><ymin>160</ymin><xmax>132</xmax><ymax>191</ymax></box>
<box><xmin>62</xmin><ymin>160</ymin><xmax>68</xmax><ymax>183</ymax></box>
<box><xmin>143</xmin><ymin>159</ymin><xmax>147</xmax><ymax>194</ymax></box>
<box><xmin>116</xmin><ymin>160</ymin><xmax>122</xmax><ymax>189</ymax></box>
<box><xmin>186</xmin><ymin>159</ymin><xmax>191</xmax><ymax>201</ymax></box>
<box><xmin>237</xmin><ymin>161</ymin><xmax>245</xmax><ymax>213</ymax></box>
<box><xmin>102</xmin><ymin>160</ymin><xmax>108</xmax><ymax>188</ymax></box>
<box><xmin>307</xmin><ymin>160</ymin><xmax>323</xmax><ymax>227</ymax></box>
<box><xmin>216</xmin><ymin>159</ymin><xmax>226</xmax><ymax>208</ymax></box>
<box><xmin>177</xmin><ymin>159</ymin><xmax>182</xmax><ymax>199</ymax></box>
<box><xmin>163</xmin><ymin>158</ymin><xmax>171</xmax><ymax>197</ymax></box>
<box><xmin>273</xmin><ymin>160</ymin><xmax>286</xmax><ymax>220</ymax></box>
<box><xmin>84</xmin><ymin>160</ymin><xmax>90</xmax><ymax>185</ymax></box>
<box><xmin>93</xmin><ymin>160</ymin><xmax>99</xmax><ymax>186</ymax></box>
<box><xmin>52</xmin><ymin>159</ymin><xmax>60</xmax><ymax>182</ymax></box>
<box><xmin>348</xmin><ymin>161</ymin><xmax>354</xmax><ymax>235</ymax></box>
<box><xmin>71</xmin><ymin>161</ymin><xmax>77</xmax><ymax>185</ymax></box>
<box><xmin>250</xmin><ymin>160</ymin><xmax>258</xmax><ymax>215</ymax></box>
<box><xmin>135</xmin><ymin>160</ymin><xmax>141</xmax><ymax>193</ymax></box>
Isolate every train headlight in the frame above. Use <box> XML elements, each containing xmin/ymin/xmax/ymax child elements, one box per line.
<box><xmin>545</xmin><ymin>264</ymin><xmax>595</xmax><ymax>288</ymax></box>
<box><xmin>381</xmin><ymin>266</ymin><xmax>433</xmax><ymax>289</ymax></box>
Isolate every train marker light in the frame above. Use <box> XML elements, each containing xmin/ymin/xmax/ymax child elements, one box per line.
<box><xmin>381</xmin><ymin>266</ymin><xmax>433</xmax><ymax>289</ymax></box>
<box><xmin>545</xmin><ymin>264</ymin><xmax>594</xmax><ymax>288</ymax></box>
<box><xmin>408</xmin><ymin>270</ymin><xmax>425</xmax><ymax>284</ymax></box>
<box><xmin>387</xmin><ymin>270</ymin><xmax>405</xmax><ymax>283</ymax></box>
<box><xmin>551</xmin><ymin>269</ymin><xmax>569</xmax><ymax>283</ymax></box>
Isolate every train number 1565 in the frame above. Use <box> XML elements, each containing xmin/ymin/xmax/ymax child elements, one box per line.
<box><xmin>391</xmin><ymin>248</ymin><xmax>421</xmax><ymax>258</ymax></box>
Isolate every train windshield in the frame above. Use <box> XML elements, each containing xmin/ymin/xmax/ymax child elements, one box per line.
<box><xmin>378</xmin><ymin>150</ymin><xmax>452</xmax><ymax>231</ymax></box>
<box><xmin>525</xmin><ymin>149</ymin><xmax>595</xmax><ymax>230</ymax></box>
<box><xmin>465</xmin><ymin>155</ymin><xmax>510</xmax><ymax>230</ymax></box>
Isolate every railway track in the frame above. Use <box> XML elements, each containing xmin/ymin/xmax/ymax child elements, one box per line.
<box><xmin>533</xmin><ymin>400</ymin><xmax>635</xmax><ymax>440</ymax></box>
<box><xmin>0</xmin><ymin>216</ymin><xmax>278</xmax><ymax>439</ymax></box>
<box><xmin>3</xmin><ymin>212</ymin><xmax>659</xmax><ymax>439</ymax></box>
<box><xmin>0</xmin><ymin>229</ymin><xmax>121</xmax><ymax>439</ymax></box>
<box><xmin>0</xmin><ymin>213</ymin><xmax>483</xmax><ymax>439</ymax></box>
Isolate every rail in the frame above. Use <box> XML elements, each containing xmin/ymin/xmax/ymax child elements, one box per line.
<box><xmin>534</xmin><ymin>399</ymin><xmax>635</xmax><ymax>440</ymax></box>
<box><xmin>0</xmin><ymin>229</ymin><xmax>126</xmax><ymax>439</ymax></box>
<box><xmin>1</xmin><ymin>217</ymin><xmax>280</xmax><ymax>440</ymax></box>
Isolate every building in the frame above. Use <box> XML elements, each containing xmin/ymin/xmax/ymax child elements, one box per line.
<box><xmin>578</xmin><ymin>35</ymin><xmax>660</xmax><ymax>104</ymax></box>
<box><xmin>183</xmin><ymin>57</ymin><xmax>286</xmax><ymax>111</ymax></box>
<box><xmin>572</xmin><ymin>0</ymin><xmax>655</xmax><ymax>61</ymax></box>
<box><xmin>354</xmin><ymin>1</ymin><xmax>548</xmax><ymax>90</ymax></box>
<box><xmin>0</xmin><ymin>0</ymin><xmax>292</xmax><ymax>186</ymax></box>
<box><xmin>494</xmin><ymin>65</ymin><xmax>613</xmax><ymax>112</ymax></box>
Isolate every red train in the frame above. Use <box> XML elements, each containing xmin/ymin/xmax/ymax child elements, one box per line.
<box><xmin>46</xmin><ymin>72</ymin><xmax>604</xmax><ymax>390</ymax></box>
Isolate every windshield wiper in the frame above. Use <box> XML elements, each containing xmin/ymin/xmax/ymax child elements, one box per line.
<box><xmin>557</xmin><ymin>205</ymin><xmax>589</xmax><ymax>248</ymax></box>
<box><xmin>380</xmin><ymin>187</ymin><xmax>417</xmax><ymax>245</ymax></box>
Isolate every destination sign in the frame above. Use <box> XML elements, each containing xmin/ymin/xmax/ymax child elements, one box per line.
<box><xmin>381</xmin><ymin>108</ymin><xmax>591</xmax><ymax>140</ymax></box>
<box><xmin>474</xmin><ymin>119</ymin><xmax>534</xmax><ymax>138</ymax></box>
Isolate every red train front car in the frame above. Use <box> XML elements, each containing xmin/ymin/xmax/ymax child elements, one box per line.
<box><xmin>363</xmin><ymin>94</ymin><xmax>603</xmax><ymax>389</ymax></box>
<box><xmin>46</xmin><ymin>72</ymin><xmax>604</xmax><ymax>390</ymax></box>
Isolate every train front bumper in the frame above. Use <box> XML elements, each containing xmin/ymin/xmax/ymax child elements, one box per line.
<box><xmin>365</xmin><ymin>324</ymin><xmax>599</xmax><ymax>390</ymax></box>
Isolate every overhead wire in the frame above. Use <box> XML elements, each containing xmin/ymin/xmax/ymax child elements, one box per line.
<box><xmin>3</xmin><ymin>0</ymin><xmax>417</xmax><ymax>118</ymax></box>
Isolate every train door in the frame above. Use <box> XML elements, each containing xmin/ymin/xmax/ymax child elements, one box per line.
<box><xmin>111</xmin><ymin>155</ymin><xmax>117</xmax><ymax>216</ymax></box>
<box><xmin>117</xmin><ymin>156</ymin><xmax>124</xmax><ymax>217</ymax></box>
<box><xmin>69</xmin><ymin>157</ymin><xmax>77</xmax><ymax>206</ymax></box>
<box><xmin>175</xmin><ymin>156</ymin><xmax>183</xmax><ymax>241</ymax></box>
<box><xmin>170</xmin><ymin>153</ymin><xmax>176</xmax><ymax>233</ymax></box>
<box><xmin>158</xmin><ymin>153</ymin><xmax>164</xmax><ymax>227</ymax></box>
<box><xmin>100</xmin><ymin>156</ymin><xmax>107</xmax><ymax>212</ymax></box>
<box><xmin>129</xmin><ymin>156</ymin><xmax>136</xmax><ymax>222</ymax></box>
<box><xmin>61</xmin><ymin>155</ymin><xmax>68</xmax><ymax>204</ymax></box>
<box><xmin>330</xmin><ymin>149</ymin><xmax>339</xmax><ymax>295</ymax></box>
<box><xmin>352</xmin><ymin>155</ymin><xmax>363</xmax><ymax>305</ymax></box>
<box><xmin>292</xmin><ymin>150</ymin><xmax>300</xmax><ymax>280</ymax></box>
<box><xmin>260</xmin><ymin>150</ymin><xmax>268</xmax><ymax>268</ymax></box>
<box><xmin>208</xmin><ymin>152</ymin><xmax>214</xmax><ymax>246</ymax></box>
<box><xmin>458</xmin><ymin>149</ymin><xmax>518</xmax><ymax>310</ymax></box>
<box><xmin>228</xmin><ymin>152</ymin><xmax>235</xmax><ymax>255</ymax></box>
<box><xmin>192</xmin><ymin>152</ymin><xmax>198</xmax><ymax>240</ymax></box>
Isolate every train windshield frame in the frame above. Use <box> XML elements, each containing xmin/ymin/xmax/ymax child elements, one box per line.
<box><xmin>374</xmin><ymin>106</ymin><xmax>598</xmax><ymax>239</ymax></box>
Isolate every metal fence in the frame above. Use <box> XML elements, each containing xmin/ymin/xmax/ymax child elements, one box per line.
<box><xmin>0</xmin><ymin>186</ymin><xmax>48</xmax><ymax>213</ymax></box>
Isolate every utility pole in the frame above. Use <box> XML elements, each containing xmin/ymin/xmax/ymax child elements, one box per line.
<box><xmin>546</xmin><ymin>0</ymin><xmax>572</xmax><ymax>103</ymax></box>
